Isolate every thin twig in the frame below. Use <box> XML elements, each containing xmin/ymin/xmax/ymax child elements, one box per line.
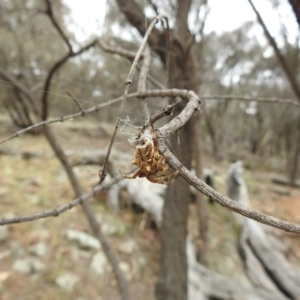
<box><xmin>100</xmin><ymin>14</ymin><xmax>170</xmax><ymax>183</ymax></box>
<box><xmin>0</xmin><ymin>68</ymin><xmax>40</xmax><ymax>116</ymax></box>
<box><xmin>97</xmin><ymin>40</ymin><xmax>164</xmax><ymax>89</ymax></box>
<box><xmin>41</xmin><ymin>39</ymin><xmax>97</xmax><ymax>120</ymax></box>
<box><xmin>2</xmin><ymin>90</ymin><xmax>298</xmax><ymax>145</ymax></box>
<box><xmin>99</xmin><ymin>118</ymin><xmax>121</xmax><ymax>183</ymax></box>
<box><xmin>163</xmin><ymin>17</ymin><xmax>170</xmax><ymax>86</ymax></box>
<box><xmin>0</xmin><ymin>93</ymin><xmax>126</xmax><ymax>145</ymax></box>
<box><xmin>43</xmin><ymin>126</ymin><xmax>131</xmax><ymax>300</ymax></box>
<box><xmin>137</xmin><ymin>47</ymin><xmax>151</xmax><ymax>122</ymax></box>
<box><xmin>44</xmin><ymin>0</ymin><xmax>73</xmax><ymax>53</ymax></box>
<box><xmin>65</xmin><ymin>90</ymin><xmax>85</xmax><ymax>115</ymax></box>
<box><xmin>247</xmin><ymin>0</ymin><xmax>300</xmax><ymax>101</ymax></box>
<box><xmin>0</xmin><ymin>176</ymin><xmax>121</xmax><ymax>225</ymax></box>
<box><xmin>199</xmin><ymin>94</ymin><xmax>300</xmax><ymax>108</ymax></box>
<box><xmin>98</xmin><ymin>40</ymin><xmax>142</xmax><ymax>60</ymax></box>
<box><xmin>150</xmin><ymin>100</ymin><xmax>181</xmax><ymax>124</ymax></box>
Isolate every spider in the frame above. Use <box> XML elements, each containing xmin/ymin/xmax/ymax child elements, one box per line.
<box><xmin>120</xmin><ymin>123</ymin><xmax>181</xmax><ymax>185</ymax></box>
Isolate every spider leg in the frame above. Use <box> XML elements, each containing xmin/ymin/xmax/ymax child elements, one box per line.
<box><xmin>164</xmin><ymin>164</ymin><xmax>184</xmax><ymax>184</ymax></box>
<box><xmin>147</xmin><ymin>164</ymin><xmax>184</xmax><ymax>185</ymax></box>
<box><xmin>120</xmin><ymin>169</ymin><xmax>141</xmax><ymax>179</ymax></box>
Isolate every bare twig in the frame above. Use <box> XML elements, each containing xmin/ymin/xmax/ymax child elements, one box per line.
<box><xmin>99</xmin><ymin>14</ymin><xmax>170</xmax><ymax>183</ymax></box>
<box><xmin>247</xmin><ymin>0</ymin><xmax>300</xmax><ymax>101</ymax></box>
<box><xmin>99</xmin><ymin>117</ymin><xmax>120</xmax><ymax>183</ymax></box>
<box><xmin>150</xmin><ymin>100</ymin><xmax>181</xmax><ymax>124</ymax></box>
<box><xmin>125</xmin><ymin>15</ymin><xmax>168</xmax><ymax>87</ymax></box>
<box><xmin>44</xmin><ymin>0</ymin><xmax>73</xmax><ymax>53</ymax></box>
<box><xmin>137</xmin><ymin>47</ymin><xmax>151</xmax><ymax>122</ymax></box>
<box><xmin>43</xmin><ymin>126</ymin><xmax>131</xmax><ymax>300</ymax></box>
<box><xmin>0</xmin><ymin>68</ymin><xmax>40</xmax><ymax>116</ymax></box>
<box><xmin>0</xmin><ymin>176</ymin><xmax>122</xmax><ymax>225</ymax></box>
<box><xmin>2</xmin><ymin>91</ymin><xmax>298</xmax><ymax>145</ymax></box>
<box><xmin>41</xmin><ymin>39</ymin><xmax>97</xmax><ymax>120</ymax></box>
<box><xmin>65</xmin><ymin>90</ymin><xmax>85</xmax><ymax>115</ymax></box>
<box><xmin>163</xmin><ymin>17</ymin><xmax>170</xmax><ymax>86</ymax></box>
<box><xmin>0</xmin><ymin>93</ymin><xmax>126</xmax><ymax>145</ymax></box>
<box><xmin>98</xmin><ymin>40</ymin><xmax>141</xmax><ymax>60</ymax></box>
<box><xmin>97</xmin><ymin>40</ymin><xmax>164</xmax><ymax>89</ymax></box>
<box><xmin>199</xmin><ymin>94</ymin><xmax>300</xmax><ymax>108</ymax></box>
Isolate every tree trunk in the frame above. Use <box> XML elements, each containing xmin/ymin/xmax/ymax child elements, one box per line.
<box><xmin>114</xmin><ymin>1</ymin><xmax>204</xmax><ymax>299</ymax></box>
<box><xmin>289</xmin><ymin>113</ymin><xmax>300</xmax><ymax>185</ymax></box>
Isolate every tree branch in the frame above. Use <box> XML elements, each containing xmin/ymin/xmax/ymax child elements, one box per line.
<box><xmin>115</xmin><ymin>0</ymin><xmax>168</xmax><ymax>63</ymax></box>
<box><xmin>288</xmin><ymin>0</ymin><xmax>300</xmax><ymax>28</ymax></box>
<box><xmin>41</xmin><ymin>39</ymin><xmax>97</xmax><ymax>120</ymax></box>
<box><xmin>0</xmin><ymin>68</ymin><xmax>40</xmax><ymax>116</ymax></box>
<box><xmin>0</xmin><ymin>176</ymin><xmax>122</xmax><ymax>225</ymax></box>
<box><xmin>2</xmin><ymin>91</ymin><xmax>298</xmax><ymax>145</ymax></box>
<box><xmin>155</xmin><ymin>90</ymin><xmax>300</xmax><ymax>234</ymax></box>
<box><xmin>199</xmin><ymin>94</ymin><xmax>300</xmax><ymax>108</ymax></box>
<box><xmin>248</xmin><ymin>0</ymin><xmax>300</xmax><ymax>102</ymax></box>
<box><xmin>44</xmin><ymin>0</ymin><xmax>73</xmax><ymax>53</ymax></box>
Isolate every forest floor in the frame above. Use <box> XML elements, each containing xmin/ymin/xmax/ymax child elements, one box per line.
<box><xmin>0</xmin><ymin>115</ymin><xmax>300</xmax><ymax>300</ymax></box>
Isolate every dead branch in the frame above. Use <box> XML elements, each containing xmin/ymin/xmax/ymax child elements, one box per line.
<box><xmin>0</xmin><ymin>68</ymin><xmax>40</xmax><ymax>116</ymax></box>
<box><xmin>97</xmin><ymin>39</ymin><xmax>166</xmax><ymax>90</ymax></box>
<box><xmin>0</xmin><ymin>175</ymin><xmax>122</xmax><ymax>225</ymax></box>
<box><xmin>0</xmin><ymin>92</ymin><xmax>127</xmax><ymax>145</ymax></box>
<box><xmin>137</xmin><ymin>47</ymin><xmax>151</xmax><ymax>122</ymax></box>
<box><xmin>44</xmin><ymin>0</ymin><xmax>72</xmax><ymax>52</ymax></box>
<box><xmin>65</xmin><ymin>90</ymin><xmax>85</xmax><ymax>115</ymax></box>
<box><xmin>99</xmin><ymin>14</ymin><xmax>169</xmax><ymax>183</ymax></box>
<box><xmin>43</xmin><ymin>126</ymin><xmax>131</xmax><ymax>300</ymax></box>
<box><xmin>247</xmin><ymin>0</ymin><xmax>300</xmax><ymax>102</ymax></box>
<box><xmin>153</xmin><ymin>90</ymin><xmax>300</xmax><ymax>234</ymax></box>
<box><xmin>115</xmin><ymin>0</ymin><xmax>164</xmax><ymax>59</ymax></box>
<box><xmin>3</xmin><ymin>91</ymin><xmax>297</xmax><ymax>146</ymax></box>
<box><xmin>41</xmin><ymin>38</ymin><xmax>97</xmax><ymax>120</ymax></box>
<box><xmin>98</xmin><ymin>40</ymin><xmax>141</xmax><ymax>60</ymax></box>
<box><xmin>0</xmin><ymin>2</ymin><xmax>132</xmax><ymax>298</ymax></box>
<box><xmin>199</xmin><ymin>94</ymin><xmax>300</xmax><ymax>108</ymax></box>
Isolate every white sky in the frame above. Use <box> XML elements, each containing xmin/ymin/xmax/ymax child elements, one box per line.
<box><xmin>63</xmin><ymin>0</ymin><xmax>298</xmax><ymax>44</ymax></box>
<box><xmin>63</xmin><ymin>0</ymin><xmax>107</xmax><ymax>42</ymax></box>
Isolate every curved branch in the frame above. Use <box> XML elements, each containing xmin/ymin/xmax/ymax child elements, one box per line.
<box><xmin>41</xmin><ymin>39</ymin><xmax>97</xmax><ymax>120</ymax></box>
<box><xmin>155</xmin><ymin>90</ymin><xmax>300</xmax><ymax>234</ymax></box>
<box><xmin>44</xmin><ymin>0</ymin><xmax>73</xmax><ymax>53</ymax></box>
<box><xmin>115</xmin><ymin>0</ymin><xmax>166</xmax><ymax>60</ymax></box>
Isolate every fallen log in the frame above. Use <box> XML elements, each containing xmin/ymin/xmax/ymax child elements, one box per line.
<box><xmin>271</xmin><ymin>175</ymin><xmax>300</xmax><ymax>188</ymax></box>
<box><xmin>228</xmin><ymin>161</ymin><xmax>300</xmax><ymax>300</ymax></box>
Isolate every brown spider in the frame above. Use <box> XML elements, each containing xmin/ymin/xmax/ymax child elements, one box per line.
<box><xmin>120</xmin><ymin>124</ymin><xmax>181</xmax><ymax>185</ymax></box>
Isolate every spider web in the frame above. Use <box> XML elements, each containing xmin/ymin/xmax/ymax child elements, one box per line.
<box><xmin>128</xmin><ymin>125</ymin><xmax>153</xmax><ymax>147</ymax></box>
